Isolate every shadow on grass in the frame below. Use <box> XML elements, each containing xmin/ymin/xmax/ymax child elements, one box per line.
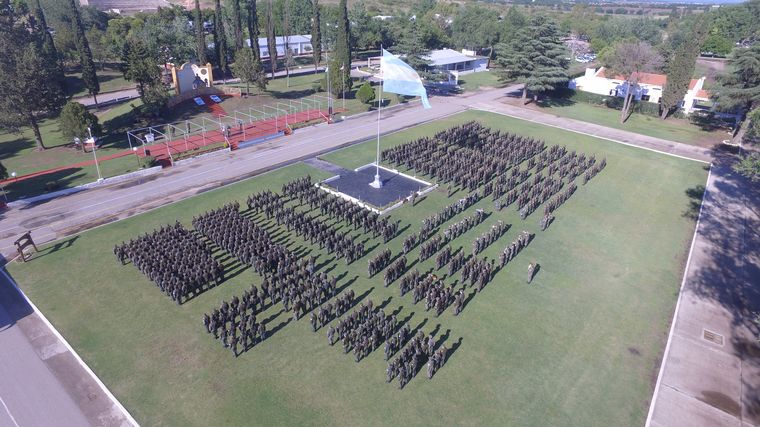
<box><xmin>5</xmin><ymin>167</ymin><xmax>87</xmax><ymax>203</ymax></box>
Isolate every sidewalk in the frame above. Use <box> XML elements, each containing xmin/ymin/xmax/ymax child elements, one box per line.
<box><xmin>647</xmin><ymin>156</ymin><xmax>760</xmax><ymax>427</ymax></box>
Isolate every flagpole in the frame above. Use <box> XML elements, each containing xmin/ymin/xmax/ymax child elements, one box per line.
<box><xmin>370</xmin><ymin>46</ymin><xmax>383</xmax><ymax>189</ymax></box>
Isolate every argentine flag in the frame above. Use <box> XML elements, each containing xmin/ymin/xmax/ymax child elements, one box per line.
<box><xmin>381</xmin><ymin>49</ymin><xmax>431</xmax><ymax>109</ymax></box>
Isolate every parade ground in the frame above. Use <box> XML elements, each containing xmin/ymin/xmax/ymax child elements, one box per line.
<box><xmin>6</xmin><ymin>111</ymin><xmax>708</xmax><ymax>425</ymax></box>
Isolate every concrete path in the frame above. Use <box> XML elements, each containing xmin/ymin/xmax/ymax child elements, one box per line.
<box><xmin>303</xmin><ymin>157</ymin><xmax>351</xmax><ymax>175</ymax></box>
<box><xmin>647</xmin><ymin>153</ymin><xmax>760</xmax><ymax>427</ymax></box>
<box><xmin>0</xmin><ymin>271</ymin><xmax>134</xmax><ymax>426</ymax></box>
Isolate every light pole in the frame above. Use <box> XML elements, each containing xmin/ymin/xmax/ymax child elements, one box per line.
<box><xmin>133</xmin><ymin>146</ymin><xmax>142</xmax><ymax>168</ymax></box>
<box><xmin>88</xmin><ymin>127</ymin><xmax>103</xmax><ymax>181</ymax></box>
<box><xmin>326</xmin><ymin>65</ymin><xmax>332</xmax><ymax>117</ymax></box>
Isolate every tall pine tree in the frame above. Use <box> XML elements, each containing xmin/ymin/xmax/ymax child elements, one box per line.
<box><xmin>30</xmin><ymin>0</ymin><xmax>65</xmax><ymax>94</ymax></box>
<box><xmin>311</xmin><ymin>0</ymin><xmax>321</xmax><ymax>71</ymax></box>
<box><xmin>717</xmin><ymin>43</ymin><xmax>760</xmax><ymax>144</ymax></box>
<box><xmin>496</xmin><ymin>15</ymin><xmax>568</xmax><ymax>103</ymax></box>
<box><xmin>214</xmin><ymin>0</ymin><xmax>228</xmax><ymax>77</ymax></box>
<box><xmin>247</xmin><ymin>0</ymin><xmax>260</xmax><ymax>61</ymax></box>
<box><xmin>67</xmin><ymin>0</ymin><xmax>100</xmax><ymax>107</ymax></box>
<box><xmin>194</xmin><ymin>0</ymin><xmax>207</xmax><ymax>63</ymax></box>
<box><xmin>329</xmin><ymin>0</ymin><xmax>351</xmax><ymax>96</ymax></box>
<box><xmin>231</xmin><ymin>0</ymin><xmax>243</xmax><ymax>51</ymax></box>
<box><xmin>266</xmin><ymin>0</ymin><xmax>277</xmax><ymax>78</ymax></box>
<box><xmin>0</xmin><ymin>1</ymin><xmax>66</xmax><ymax>150</ymax></box>
<box><xmin>660</xmin><ymin>19</ymin><xmax>709</xmax><ymax>119</ymax></box>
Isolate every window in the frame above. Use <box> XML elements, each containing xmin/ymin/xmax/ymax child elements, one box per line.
<box><xmin>641</xmin><ymin>94</ymin><xmax>651</xmax><ymax>102</ymax></box>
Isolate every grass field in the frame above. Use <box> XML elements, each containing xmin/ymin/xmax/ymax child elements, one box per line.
<box><xmin>66</xmin><ymin>68</ymin><xmax>135</xmax><ymax>98</ymax></box>
<box><xmin>7</xmin><ymin>110</ymin><xmax>708</xmax><ymax>426</ymax></box>
<box><xmin>525</xmin><ymin>100</ymin><xmax>727</xmax><ymax>147</ymax></box>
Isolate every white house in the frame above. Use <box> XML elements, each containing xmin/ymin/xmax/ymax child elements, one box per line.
<box><xmin>569</xmin><ymin>67</ymin><xmax>712</xmax><ymax>114</ymax></box>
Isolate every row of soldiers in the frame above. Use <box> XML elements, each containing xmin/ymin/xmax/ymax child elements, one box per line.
<box><xmin>368</xmin><ymin>249</ymin><xmax>392</xmax><ymax>277</ymax></box>
<box><xmin>500</xmin><ymin>231</ymin><xmax>532</xmax><ymax>268</ymax></box>
<box><xmin>423</xmin><ymin>280</ymin><xmax>457</xmax><ymax>316</ymax></box>
<box><xmin>384</xmin><ymin>256</ymin><xmax>407</xmax><ymax>287</ymax></box>
<box><xmin>382</xmin><ymin>122</ymin><xmax>545</xmax><ymax>193</ymax></box>
<box><xmin>472</xmin><ymin>220</ymin><xmax>509</xmax><ymax>255</ymax></box>
<box><xmin>270</xmin><ymin>205</ymin><xmax>364</xmax><ymax>263</ymax></box>
<box><xmin>204</xmin><ymin>310</ymin><xmax>267</xmax><ymax>356</ymax></box>
<box><xmin>327</xmin><ymin>300</ymin><xmax>376</xmax><ymax>346</ymax></box>
<box><xmin>461</xmin><ymin>256</ymin><xmax>494</xmax><ymax>292</ymax></box>
<box><xmin>435</xmin><ymin>246</ymin><xmax>453</xmax><ymax>270</ymax></box>
<box><xmin>402</xmin><ymin>234</ymin><xmax>418</xmax><ymax>254</ymax></box>
<box><xmin>418</xmin><ymin>235</ymin><xmax>443</xmax><ymax>261</ymax></box>
<box><xmin>420</xmin><ymin>192</ymin><xmax>480</xmax><ymax>238</ymax></box>
<box><xmin>281</xmin><ymin>176</ymin><xmax>399</xmax><ymax>243</ymax></box>
<box><xmin>383</xmin><ymin>324</ymin><xmax>413</xmax><ymax>361</ymax></box>
<box><xmin>544</xmin><ymin>182</ymin><xmax>578</xmax><ymax>216</ymax></box>
<box><xmin>114</xmin><ymin>222</ymin><xmax>224</xmax><ymax>304</ymax></box>
<box><xmin>309</xmin><ymin>290</ymin><xmax>355</xmax><ymax>332</ymax></box>
<box><xmin>386</xmin><ymin>331</ymin><xmax>443</xmax><ymax>388</ymax></box>
<box><xmin>192</xmin><ymin>203</ymin><xmax>293</xmax><ymax>276</ymax></box>
<box><xmin>442</xmin><ymin>209</ymin><xmax>485</xmax><ymax>242</ymax></box>
<box><xmin>246</xmin><ymin>189</ymin><xmax>285</xmax><ymax>217</ymax></box>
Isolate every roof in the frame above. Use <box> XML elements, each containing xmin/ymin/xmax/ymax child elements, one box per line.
<box><xmin>695</xmin><ymin>89</ymin><xmax>710</xmax><ymax>99</ymax></box>
<box><xmin>689</xmin><ymin>79</ymin><xmax>699</xmax><ymax>90</ymax></box>
<box><xmin>245</xmin><ymin>34</ymin><xmax>312</xmax><ymax>48</ymax></box>
<box><xmin>595</xmin><ymin>67</ymin><xmax>667</xmax><ymax>87</ymax></box>
<box><xmin>424</xmin><ymin>48</ymin><xmax>484</xmax><ymax>66</ymax></box>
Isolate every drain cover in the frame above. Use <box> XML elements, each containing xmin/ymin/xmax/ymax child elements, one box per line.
<box><xmin>702</xmin><ymin>329</ymin><xmax>725</xmax><ymax>346</ymax></box>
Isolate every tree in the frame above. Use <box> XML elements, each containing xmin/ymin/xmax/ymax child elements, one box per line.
<box><xmin>311</xmin><ymin>0</ymin><xmax>321</xmax><ymax>71</ymax></box>
<box><xmin>283</xmin><ymin>0</ymin><xmax>294</xmax><ymax>85</ymax></box>
<box><xmin>247</xmin><ymin>0</ymin><xmax>260</xmax><ymax>61</ymax></box>
<box><xmin>266</xmin><ymin>0</ymin><xmax>277</xmax><ymax>78</ymax></box>
<box><xmin>356</xmin><ymin>81</ymin><xmax>375</xmax><ymax>104</ymax></box>
<box><xmin>231</xmin><ymin>0</ymin><xmax>244</xmax><ymax>51</ymax></box>
<box><xmin>122</xmin><ymin>38</ymin><xmax>168</xmax><ymax>116</ymax></box>
<box><xmin>332</xmin><ymin>0</ymin><xmax>351</xmax><ymax>91</ymax></box>
<box><xmin>733</xmin><ymin>153</ymin><xmax>760</xmax><ymax>182</ymax></box>
<box><xmin>213</xmin><ymin>0</ymin><xmax>228</xmax><ymax>76</ymax></box>
<box><xmin>451</xmin><ymin>5</ymin><xmax>500</xmax><ymax>55</ymax></box>
<box><xmin>194</xmin><ymin>0</ymin><xmax>207</xmax><ymax>63</ymax></box>
<box><xmin>603</xmin><ymin>41</ymin><xmax>663</xmax><ymax>123</ymax></box>
<box><xmin>661</xmin><ymin>17</ymin><xmax>710</xmax><ymax>119</ymax></box>
<box><xmin>716</xmin><ymin>43</ymin><xmax>760</xmax><ymax>144</ymax></box>
<box><xmin>30</xmin><ymin>0</ymin><xmax>65</xmax><ymax>92</ymax></box>
<box><xmin>232</xmin><ymin>47</ymin><xmax>267</xmax><ymax>94</ymax></box>
<box><xmin>391</xmin><ymin>20</ymin><xmax>432</xmax><ymax>76</ymax></box>
<box><xmin>0</xmin><ymin>161</ymin><xmax>7</xmax><ymax>181</ymax></box>
<box><xmin>67</xmin><ymin>0</ymin><xmax>100</xmax><ymax>107</ymax></box>
<box><xmin>495</xmin><ymin>15</ymin><xmax>569</xmax><ymax>104</ymax></box>
<box><xmin>0</xmin><ymin>3</ymin><xmax>66</xmax><ymax>151</ymax></box>
<box><xmin>59</xmin><ymin>101</ymin><xmax>101</xmax><ymax>148</ymax></box>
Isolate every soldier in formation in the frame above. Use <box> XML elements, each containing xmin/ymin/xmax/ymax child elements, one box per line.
<box><xmin>114</xmin><ymin>221</ymin><xmax>224</xmax><ymax>304</ymax></box>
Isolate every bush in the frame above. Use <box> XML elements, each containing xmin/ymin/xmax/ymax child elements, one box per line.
<box><xmin>396</xmin><ymin>93</ymin><xmax>407</xmax><ymax>104</ymax></box>
<box><xmin>356</xmin><ymin>81</ymin><xmax>376</xmax><ymax>105</ymax></box>
<box><xmin>312</xmin><ymin>82</ymin><xmax>322</xmax><ymax>93</ymax></box>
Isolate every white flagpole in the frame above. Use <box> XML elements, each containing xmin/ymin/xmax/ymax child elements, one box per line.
<box><xmin>370</xmin><ymin>46</ymin><xmax>383</xmax><ymax>189</ymax></box>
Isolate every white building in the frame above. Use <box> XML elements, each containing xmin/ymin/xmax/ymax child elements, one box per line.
<box><xmin>569</xmin><ymin>67</ymin><xmax>712</xmax><ymax>114</ymax></box>
<box><xmin>246</xmin><ymin>35</ymin><xmax>315</xmax><ymax>59</ymax></box>
<box><xmin>425</xmin><ymin>48</ymin><xmax>489</xmax><ymax>84</ymax></box>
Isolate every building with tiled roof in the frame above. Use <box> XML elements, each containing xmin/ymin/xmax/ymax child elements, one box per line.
<box><xmin>569</xmin><ymin>67</ymin><xmax>712</xmax><ymax>115</ymax></box>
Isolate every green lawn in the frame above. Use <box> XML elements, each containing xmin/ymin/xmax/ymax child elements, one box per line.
<box><xmin>66</xmin><ymin>68</ymin><xmax>135</xmax><ymax>98</ymax></box>
<box><xmin>532</xmin><ymin>100</ymin><xmax>725</xmax><ymax>147</ymax></box>
<box><xmin>457</xmin><ymin>70</ymin><xmax>507</xmax><ymax>92</ymax></box>
<box><xmin>8</xmin><ymin>110</ymin><xmax>707</xmax><ymax>425</ymax></box>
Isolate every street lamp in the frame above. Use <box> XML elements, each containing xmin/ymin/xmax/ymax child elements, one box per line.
<box><xmin>133</xmin><ymin>146</ymin><xmax>142</xmax><ymax>168</ymax></box>
<box><xmin>87</xmin><ymin>127</ymin><xmax>103</xmax><ymax>181</ymax></box>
